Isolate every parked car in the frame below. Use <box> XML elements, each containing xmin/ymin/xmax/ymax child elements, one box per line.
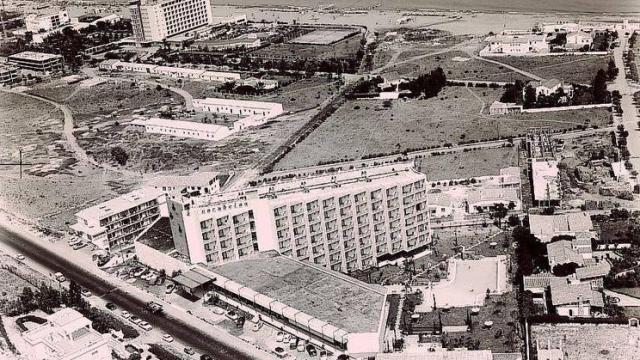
<box><xmin>121</xmin><ymin>310</ymin><xmax>131</xmax><ymax>319</ymax></box>
<box><xmin>129</xmin><ymin>316</ymin><xmax>142</xmax><ymax>325</ymax></box>
<box><xmin>211</xmin><ymin>306</ymin><xmax>225</xmax><ymax>315</ymax></box>
<box><xmin>54</xmin><ymin>272</ymin><xmax>66</xmax><ymax>283</ymax></box>
<box><xmin>275</xmin><ymin>331</ymin><xmax>284</xmax><ymax>342</ymax></box>
<box><xmin>80</xmin><ymin>289</ymin><xmax>92</xmax><ymax>297</ymax></box>
<box><xmin>320</xmin><ymin>350</ymin><xmax>328</xmax><ymax>360</ymax></box>
<box><xmin>200</xmin><ymin>355</ymin><xmax>213</xmax><ymax>360</ymax></box>
<box><xmin>274</xmin><ymin>347</ymin><xmax>286</xmax><ymax>358</ymax></box>
<box><xmin>283</xmin><ymin>333</ymin><xmax>291</xmax><ymax>343</ymax></box>
<box><xmin>225</xmin><ymin>310</ymin><xmax>239</xmax><ymax>321</ymax></box>
<box><xmin>289</xmin><ymin>337</ymin><xmax>298</xmax><ymax>350</ymax></box>
<box><xmin>184</xmin><ymin>347</ymin><xmax>196</xmax><ymax>356</ymax></box>
<box><xmin>250</xmin><ymin>315</ymin><xmax>260</xmax><ymax>324</ymax></box>
<box><xmin>165</xmin><ymin>283</ymin><xmax>175</xmax><ymax>294</ymax></box>
<box><xmin>297</xmin><ymin>342</ymin><xmax>305</xmax><ymax>352</ymax></box>
<box><xmin>132</xmin><ymin>267</ymin><xmax>146</xmax><ymax>277</ymax></box>
<box><xmin>306</xmin><ymin>345</ymin><xmax>317</xmax><ymax>356</ymax></box>
<box><xmin>72</xmin><ymin>242</ymin><xmax>87</xmax><ymax>250</ymax></box>
<box><xmin>138</xmin><ymin>321</ymin><xmax>152</xmax><ymax>331</ymax></box>
<box><xmin>252</xmin><ymin>322</ymin><xmax>263</xmax><ymax>332</ymax></box>
<box><xmin>105</xmin><ymin>303</ymin><xmax>117</xmax><ymax>311</ymax></box>
<box><xmin>15</xmin><ymin>254</ymin><xmax>25</xmax><ymax>261</ymax></box>
<box><xmin>67</xmin><ymin>239</ymin><xmax>81</xmax><ymax>247</ymax></box>
<box><xmin>162</xmin><ymin>334</ymin><xmax>174</xmax><ymax>342</ymax></box>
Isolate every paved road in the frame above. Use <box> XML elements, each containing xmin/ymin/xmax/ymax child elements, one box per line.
<box><xmin>611</xmin><ymin>35</ymin><xmax>640</xmax><ymax>176</ymax></box>
<box><xmin>0</xmin><ymin>223</ymin><xmax>269</xmax><ymax>360</ymax></box>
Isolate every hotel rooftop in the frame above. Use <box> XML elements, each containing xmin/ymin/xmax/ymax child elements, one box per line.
<box><xmin>75</xmin><ymin>187</ymin><xmax>164</xmax><ymax>220</ymax></box>
<box><xmin>209</xmin><ymin>252</ymin><xmax>387</xmax><ymax>334</ymax></box>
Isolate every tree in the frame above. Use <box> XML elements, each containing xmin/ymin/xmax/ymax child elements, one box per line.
<box><xmin>607</xmin><ymin>59</ymin><xmax>619</xmax><ymax>81</ymax></box>
<box><xmin>19</xmin><ymin>287</ymin><xmax>36</xmax><ymax>313</ymax></box>
<box><xmin>110</xmin><ymin>146</ymin><xmax>129</xmax><ymax>166</ymax></box>
<box><xmin>552</xmin><ymin>262</ymin><xmax>580</xmax><ymax>277</ymax></box>
<box><xmin>500</xmin><ymin>80</ymin><xmax>524</xmax><ymax>104</ymax></box>
<box><xmin>523</xmin><ymin>85</ymin><xmax>537</xmax><ymax>108</ymax></box>
<box><xmin>491</xmin><ymin>203</ymin><xmax>508</xmax><ymax>228</ymax></box>
<box><xmin>592</xmin><ymin>69</ymin><xmax>609</xmax><ymax>104</ymax></box>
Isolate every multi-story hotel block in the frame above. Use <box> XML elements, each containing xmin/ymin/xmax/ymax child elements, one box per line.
<box><xmin>8</xmin><ymin>52</ymin><xmax>63</xmax><ymax>73</ymax></box>
<box><xmin>70</xmin><ymin>188</ymin><xmax>166</xmax><ymax>252</ymax></box>
<box><xmin>129</xmin><ymin>0</ymin><xmax>213</xmax><ymax>43</ymax></box>
<box><xmin>166</xmin><ymin>163</ymin><xmax>432</xmax><ymax>272</ymax></box>
<box><xmin>25</xmin><ymin>9</ymin><xmax>70</xmax><ymax>33</ymax></box>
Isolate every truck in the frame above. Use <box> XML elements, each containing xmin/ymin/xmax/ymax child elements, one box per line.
<box><xmin>145</xmin><ymin>301</ymin><xmax>163</xmax><ymax>315</ymax></box>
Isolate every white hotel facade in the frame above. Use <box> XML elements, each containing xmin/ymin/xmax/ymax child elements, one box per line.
<box><xmin>70</xmin><ymin>188</ymin><xmax>166</xmax><ymax>252</ymax></box>
<box><xmin>129</xmin><ymin>0</ymin><xmax>213</xmax><ymax>43</ymax></box>
<box><xmin>167</xmin><ymin>163</ymin><xmax>432</xmax><ymax>272</ymax></box>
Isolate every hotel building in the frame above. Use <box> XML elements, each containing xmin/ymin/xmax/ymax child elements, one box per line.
<box><xmin>167</xmin><ymin>163</ymin><xmax>432</xmax><ymax>272</ymax></box>
<box><xmin>25</xmin><ymin>9</ymin><xmax>70</xmax><ymax>33</ymax></box>
<box><xmin>8</xmin><ymin>51</ymin><xmax>63</xmax><ymax>73</ymax></box>
<box><xmin>129</xmin><ymin>0</ymin><xmax>214</xmax><ymax>43</ymax></box>
<box><xmin>70</xmin><ymin>188</ymin><xmax>166</xmax><ymax>252</ymax></box>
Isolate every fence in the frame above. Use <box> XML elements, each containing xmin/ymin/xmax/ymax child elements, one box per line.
<box><xmin>521</xmin><ymin>103</ymin><xmax>612</xmax><ymax>113</ymax></box>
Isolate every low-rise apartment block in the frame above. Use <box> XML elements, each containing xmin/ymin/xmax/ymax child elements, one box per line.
<box><xmin>70</xmin><ymin>188</ymin><xmax>166</xmax><ymax>252</ymax></box>
<box><xmin>99</xmin><ymin>60</ymin><xmax>241</xmax><ymax>82</ymax></box>
<box><xmin>130</xmin><ymin>118</ymin><xmax>235</xmax><ymax>141</ymax></box>
<box><xmin>164</xmin><ymin>163</ymin><xmax>432</xmax><ymax>272</ymax></box>
<box><xmin>25</xmin><ymin>9</ymin><xmax>70</xmax><ymax>33</ymax></box>
<box><xmin>8</xmin><ymin>51</ymin><xmax>63</xmax><ymax>73</ymax></box>
<box><xmin>483</xmin><ymin>34</ymin><xmax>548</xmax><ymax>55</ymax></box>
<box><xmin>0</xmin><ymin>64</ymin><xmax>20</xmax><ymax>86</ymax></box>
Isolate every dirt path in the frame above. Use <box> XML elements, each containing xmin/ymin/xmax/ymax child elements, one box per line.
<box><xmin>466</xmin><ymin>87</ymin><xmax>486</xmax><ymax>115</ymax></box>
<box><xmin>472</xmin><ymin>55</ymin><xmax>543</xmax><ymax>81</ymax></box>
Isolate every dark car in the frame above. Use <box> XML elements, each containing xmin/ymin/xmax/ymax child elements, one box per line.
<box><xmin>200</xmin><ymin>355</ymin><xmax>213</xmax><ymax>360</ymax></box>
<box><xmin>105</xmin><ymin>303</ymin><xmax>117</xmax><ymax>311</ymax></box>
<box><xmin>184</xmin><ymin>347</ymin><xmax>196</xmax><ymax>356</ymax></box>
<box><xmin>306</xmin><ymin>344</ymin><xmax>317</xmax><ymax>356</ymax></box>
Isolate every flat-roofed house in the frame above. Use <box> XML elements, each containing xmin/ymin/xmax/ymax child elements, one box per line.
<box><xmin>531</xmin><ymin>160</ymin><xmax>561</xmax><ymax>206</ymax></box>
<box><xmin>8</xmin><ymin>51</ymin><xmax>63</xmax><ymax>73</ymax></box>
<box><xmin>566</xmin><ymin>31</ymin><xmax>593</xmax><ymax>50</ymax></box>
<box><xmin>549</xmin><ymin>277</ymin><xmax>604</xmax><ymax>317</ymax></box>
<box><xmin>529</xmin><ymin>212</ymin><xmax>594</xmax><ymax>243</ymax></box>
<box><xmin>489</xmin><ymin>101</ymin><xmax>523</xmax><ymax>115</ymax></box>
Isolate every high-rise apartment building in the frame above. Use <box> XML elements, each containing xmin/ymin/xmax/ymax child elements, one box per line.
<box><xmin>167</xmin><ymin>163</ymin><xmax>432</xmax><ymax>272</ymax></box>
<box><xmin>129</xmin><ymin>0</ymin><xmax>213</xmax><ymax>43</ymax></box>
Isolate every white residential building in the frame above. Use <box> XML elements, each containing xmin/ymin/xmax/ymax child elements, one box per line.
<box><xmin>489</xmin><ymin>101</ymin><xmax>523</xmax><ymax>115</ymax></box>
<box><xmin>8</xmin><ymin>51</ymin><xmax>63</xmax><ymax>73</ymax></box>
<box><xmin>549</xmin><ymin>277</ymin><xmax>604</xmax><ymax>317</ymax></box>
<box><xmin>485</xmin><ymin>34</ymin><xmax>548</xmax><ymax>55</ymax></box>
<box><xmin>70</xmin><ymin>188</ymin><xmax>166</xmax><ymax>252</ymax></box>
<box><xmin>193</xmin><ymin>98</ymin><xmax>284</xmax><ymax>119</ymax></box>
<box><xmin>529</xmin><ymin>212</ymin><xmax>594</xmax><ymax>243</ymax></box>
<box><xmin>130</xmin><ymin>118</ymin><xmax>236</xmax><ymax>141</ymax></box>
<box><xmin>129</xmin><ymin>0</ymin><xmax>213</xmax><ymax>43</ymax></box>
<box><xmin>565</xmin><ymin>31</ymin><xmax>593</xmax><ymax>50</ymax></box>
<box><xmin>164</xmin><ymin>163</ymin><xmax>432</xmax><ymax>272</ymax></box>
<box><xmin>98</xmin><ymin>60</ymin><xmax>241</xmax><ymax>82</ymax></box>
<box><xmin>531</xmin><ymin>160</ymin><xmax>561</xmax><ymax>205</ymax></box>
<box><xmin>0</xmin><ymin>64</ymin><xmax>20</xmax><ymax>86</ymax></box>
<box><xmin>532</xmin><ymin>79</ymin><xmax>574</xmax><ymax>97</ymax></box>
<box><xmin>25</xmin><ymin>10</ymin><xmax>70</xmax><ymax>33</ymax></box>
<box><xmin>21</xmin><ymin>308</ymin><xmax>111</xmax><ymax>360</ymax></box>
<box><xmin>146</xmin><ymin>171</ymin><xmax>227</xmax><ymax>196</ymax></box>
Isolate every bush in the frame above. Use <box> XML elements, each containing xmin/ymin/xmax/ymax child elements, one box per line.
<box><xmin>147</xmin><ymin>344</ymin><xmax>184</xmax><ymax>360</ymax></box>
<box><xmin>79</xmin><ymin>307</ymin><xmax>139</xmax><ymax>338</ymax></box>
<box><xmin>110</xmin><ymin>146</ymin><xmax>129</xmax><ymax>166</ymax></box>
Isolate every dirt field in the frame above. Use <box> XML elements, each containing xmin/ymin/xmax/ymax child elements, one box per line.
<box><xmin>381</xmin><ymin>50</ymin><xmax>532</xmax><ymax>82</ymax></box>
<box><xmin>486</xmin><ymin>54</ymin><xmax>613</xmax><ymax>84</ymax></box>
<box><xmin>274</xmin><ymin>86</ymin><xmax>610</xmax><ymax>169</ymax></box>
<box><xmin>417</xmin><ymin>146</ymin><xmax>519</xmax><ymax>181</ymax></box>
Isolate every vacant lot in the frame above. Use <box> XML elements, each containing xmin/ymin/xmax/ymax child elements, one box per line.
<box><xmin>486</xmin><ymin>54</ymin><xmax>612</xmax><ymax>84</ymax></box>
<box><xmin>417</xmin><ymin>146</ymin><xmax>519</xmax><ymax>181</ymax></box>
<box><xmin>275</xmin><ymin>86</ymin><xmax>610</xmax><ymax>169</ymax></box>
<box><xmin>381</xmin><ymin>50</ymin><xmax>532</xmax><ymax>82</ymax></box>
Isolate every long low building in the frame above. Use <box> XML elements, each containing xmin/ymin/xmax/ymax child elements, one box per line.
<box><xmin>130</xmin><ymin>118</ymin><xmax>235</xmax><ymax>141</ymax></box>
<box><xmin>193</xmin><ymin>98</ymin><xmax>284</xmax><ymax>119</ymax></box>
<box><xmin>201</xmin><ymin>252</ymin><xmax>388</xmax><ymax>357</ymax></box>
<box><xmin>8</xmin><ymin>51</ymin><xmax>63</xmax><ymax>73</ymax></box>
<box><xmin>99</xmin><ymin>60</ymin><xmax>241</xmax><ymax>82</ymax></box>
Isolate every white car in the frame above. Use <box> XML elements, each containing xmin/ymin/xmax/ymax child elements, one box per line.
<box><xmin>81</xmin><ymin>289</ymin><xmax>92</xmax><ymax>297</ymax></box>
<box><xmin>15</xmin><ymin>254</ymin><xmax>25</xmax><ymax>261</ymax></box>
<box><xmin>276</xmin><ymin>331</ymin><xmax>284</xmax><ymax>342</ymax></box>
<box><xmin>162</xmin><ymin>334</ymin><xmax>174</xmax><ymax>343</ymax></box>
<box><xmin>211</xmin><ymin>306</ymin><xmax>225</xmax><ymax>315</ymax></box>
<box><xmin>283</xmin><ymin>333</ymin><xmax>291</xmax><ymax>343</ymax></box>
<box><xmin>121</xmin><ymin>310</ymin><xmax>131</xmax><ymax>319</ymax></box>
<box><xmin>129</xmin><ymin>316</ymin><xmax>142</xmax><ymax>325</ymax></box>
<box><xmin>54</xmin><ymin>272</ymin><xmax>66</xmax><ymax>283</ymax></box>
<box><xmin>252</xmin><ymin>322</ymin><xmax>263</xmax><ymax>332</ymax></box>
<box><xmin>138</xmin><ymin>321</ymin><xmax>152</xmax><ymax>331</ymax></box>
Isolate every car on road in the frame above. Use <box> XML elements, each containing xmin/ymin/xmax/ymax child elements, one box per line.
<box><xmin>200</xmin><ymin>355</ymin><xmax>213</xmax><ymax>360</ymax></box>
<box><xmin>162</xmin><ymin>334</ymin><xmax>174</xmax><ymax>342</ymax></box>
<box><xmin>72</xmin><ymin>242</ymin><xmax>87</xmax><ymax>250</ymax></box>
<box><xmin>121</xmin><ymin>310</ymin><xmax>131</xmax><ymax>319</ymax></box>
<box><xmin>54</xmin><ymin>272</ymin><xmax>66</xmax><ymax>282</ymax></box>
<box><xmin>105</xmin><ymin>303</ymin><xmax>117</xmax><ymax>311</ymax></box>
<box><xmin>80</xmin><ymin>289</ymin><xmax>92</xmax><ymax>297</ymax></box>
<box><xmin>15</xmin><ymin>254</ymin><xmax>25</xmax><ymax>261</ymax></box>
<box><xmin>276</xmin><ymin>331</ymin><xmax>284</xmax><ymax>342</ymax></box>
<box><xmin>225</xmin><ymin>310</ymin><xmax>239</xmax><ymax>321</ymax></box>
<box><xmin>306</xmin><ymin>344</ymin><xmax>317</xmax><ymax>356</ymax></box>
<box><xmin>184</xmin><ymin>347</ymin><xmax>196</xmax><ymax>356</ymax></box>
<box><xmin>252</xmin><ymin>322</ymin><xmax>263</xmax><ymax>332</ymax></box>
<box><xmin>165</xmin><ymin>283</ymin><xmax>175</xmax><ymax>294</ymax></box>
<box><xmin>129</xmin><ymin>316</ymin><xmax>142</xmax><ymax>325</ymax></box>
<box><xmin>138</xmin><ymin>321</ymin><xmax>152</xmax><ymax>331</ymax></box>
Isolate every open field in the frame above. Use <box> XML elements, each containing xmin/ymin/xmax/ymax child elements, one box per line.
<box><xmin>380</xmin><ymin>50</ymin><xmax>531</xmax><ymax>82</ymax></box>
<box><xmin>486</xmin><ymin>54</ymin><xmax>613</xmax><ymax>84</ymax></box>
<box><xmin>274</xmin><ymin>86</ymin><xmax>610</xmax><ymax>169</ymax></box>
<box><xmin>251</xmin><ymin>32</ymin><xmax>363</xmax><ymax>61</ymax></box>
<box><xmin>417</xmin><ymin>146</ymin><xmax>519</xmax><ymax>181</ymax></box>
